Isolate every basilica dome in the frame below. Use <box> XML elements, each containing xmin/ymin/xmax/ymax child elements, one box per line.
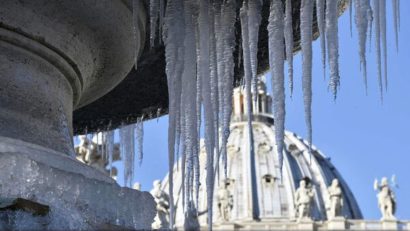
<box><xmin>160</xmin><ymin>81</ymin><xmax>362</xmax><ymax>229</ymax></box>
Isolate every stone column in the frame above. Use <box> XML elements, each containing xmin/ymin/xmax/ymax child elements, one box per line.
<box><xmin>0</xmin><ymin>0</ymin><xmax>155</xmax><ymax>229</ymax></box>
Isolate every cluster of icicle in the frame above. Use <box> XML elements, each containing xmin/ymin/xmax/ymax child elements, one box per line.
<box><xmin>78</xmin><ymin>118</ymin><xmax>144</xmax><ymax>189</ymax></box>
<box><xmin>146</xmin><ymin>0</ymin><xmax>400</xmax><ymax>229</ymax></box>
<box><xmin>119</xmin><ymin>118</ymin><xmax>144</xmax><ymax>188</ymax></box>
<box><xmin>150</xmin><ymin>0</ymin><xmax>237</xmax><ymax>228</ymax></box>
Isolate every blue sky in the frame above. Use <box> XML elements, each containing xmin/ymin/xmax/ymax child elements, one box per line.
<box><xmin>120</xmin><ymin>1</ymin><xmax>409</xmax><ymax>220</ymax></box>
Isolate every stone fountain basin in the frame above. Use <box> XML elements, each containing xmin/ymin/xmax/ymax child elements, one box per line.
<box><xmin>0</xmin><ymin>0</ymin><xmax>145</xmax><ymax>108</ymax></box>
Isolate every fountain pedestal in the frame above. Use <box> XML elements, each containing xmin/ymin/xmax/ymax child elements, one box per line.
<box><xmin>0</xmin><ymin>0</ymin><xmax>155</xmax><ymax>229</ymax></box>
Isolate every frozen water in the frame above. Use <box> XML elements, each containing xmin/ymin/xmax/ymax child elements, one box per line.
<box><xmin>285</xmin><ymin>0</ymin><xmax>294</xmax><ymax>94</ymax></box>
<box><xmin>301</xmin><ymin>0</ymin><xmax>313</xmax><ymax>158</ymax></box>
<box><xmin>326</xmin><ymin>0</ymin><xmax>340</xmax><ymax>99</ymax></box>
<box><xmin>316</xmin><ymin>0</ymin><xmax>326</xmax><ymax>79</ymax></box>
<box><xmin>268</xmin><ymin>0</ymin><xmax>286</xmax><ymax>173</ymax></box>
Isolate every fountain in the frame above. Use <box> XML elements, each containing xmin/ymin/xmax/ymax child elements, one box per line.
<box><xmin>0</xmin><ymin>0</ymin><xmax>382</xmax><ymax>229</ymax></box>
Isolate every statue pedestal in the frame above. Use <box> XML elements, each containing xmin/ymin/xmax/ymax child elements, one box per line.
<box><xmin>382</xmin><ymin>219</ymin><xmax>398</xmax><ymax>230</ymax></box>
<box><xmin>298</xmin><ymin>219</ymin><xmax>315</xmax><ymax>230</ymax></box>
<box><xmin>328</xmin><ymin>217</ymin><xmax>346</xmax><ymax>230</ymax></box>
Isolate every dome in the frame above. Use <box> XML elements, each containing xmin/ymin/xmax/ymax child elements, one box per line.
<box><xmin>160</xmin><ymin>81</ymin><xmax>362</xmax><ymax>228</ymax></box>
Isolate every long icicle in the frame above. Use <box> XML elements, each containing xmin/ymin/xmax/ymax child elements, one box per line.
<box><xmin>326</xmin><ymin>0</ymin><xmax>340</xmax><ymax>99</ymax></box>
<box><xmin>268</xmin><ymin>0</ymin><xmax>286</xmax><ymax>175</ymax></box>
<box><xmin>392</xmin><ymin>0</ymin><xmax>399</xmax><ymax>52</ymax></box>
<box><xmin>316</xmin><ymin>0</ymin><xmax>327</xmax><ymax>80</ymax></box>
<box><xmin>213</xmin><ymin>0</ymin><xmax>224</xmax><ymax>180</ymax></box>
<box><xmin>355</xmin><ymin>0</ymin><xmax>370</xmax><ymax>93</ymax></box>
<box><xmin>300</xmin><ymin>0</ymin><xmax>313</xmax><ymax>161</ymax></box>
<box><xmin>241</xmin><ymin>1</ymin><xmax>260</xmax><ymax>220</ymax></box>
<box><xmin>162</xmin><ymin>0</ymin><xmax>185</xmax><ymax>227</ymax></box>
<box><xmin>349</xmin><ymin>0</ymin><xmax>353</xmax><ymax>37</ymax></box>
<box><xmin>149</xmin><ymin>0</ymin><xmax>159</xmax><ymax>47</ymax></box>
<box><xmin>220</xmin><ymin>0</ymin><xmax>237</xmax><ymax>178</ymax></box>
<box><xmin>209</xmin><ymin>0</ymin><xmax>220</xmax><ymax>207</ymax></box>
<box><xmin>197</xmin><ymin>0</ymin><xmax>216</xmax><ymax>229</ymax></box>
<box><xmin>380</xmin><ymin>0</ymin><xmax>388</xmax><ymax>91</ymax></box>
<box><xmin>284</xmin><ymin>0</ymin><xmax>294</xmax><ymax>95</ymax></box>
<box><xmin>373</xmin><ymin>0</ymin><xmax>384</xmax><ymax>102</ymax></box>
<box><xmin>247</xmin><ymin>0</ymin><xmax>262</xmax><ymax>103</ymax></box>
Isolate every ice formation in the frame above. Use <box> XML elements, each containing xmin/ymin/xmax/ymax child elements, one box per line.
<box><xmin>316</xmin><ymin>0</ymin><xmax>326</xmax><ymax>79</ymax></box>
<box><xmin>285</xmin><ymin>0</ymin><xmax>294</xmax><ymax>95</ymax></box>
<box><xmin>120</xmin><ymin>124</ymin><xmax>135</xmax><ymax>188</ymax></box>
<box><xmin>354</xmin><ymin>0</ymin><xmax>371</xmax><ymax>91</ymax></box>
<box><xmin>149</xmin><ymin>0</ymin><xmax>159</xmax><ymax>47</ymax></box>
<box><xmin>373</xmin><ymin>0</ymin><xmax>384</xmax><ymax>100</ymax></box>
<box><xmin>380</xmin><ymin>0</ymin><xmax>388</xmax><ymax>90</ymax></box>
<box><xmin>100</xmin><ymin>0</ymin><xmax>403</xmax><ymax>228</ymax></box>
<box><xmin>268</xmin><ymin>0</ymin><xmax>285</xmax><ymax>174</ymax></box>
<box><xmin>247</xmin><ymin>0</ymin><xmax>262</xmax><ymax>101</ymax></box>
<box><xmin>301</xmin><ymin>0</ymin><xmax>313</xmax><ymax>157</ymax></box>
<box><xmin>392</xmin><ymin>0</ymin><xmax>399</xmax><ymax>51</ymax></box>
<box><xmin>326</xmin><ymin>0</ymin><xmax>340</xmax><ymax>99</ymax></box>
<box><xmin>136</xmin><ymin>117</ymin><xmax>144</xmax><ymax>165</ymax></box>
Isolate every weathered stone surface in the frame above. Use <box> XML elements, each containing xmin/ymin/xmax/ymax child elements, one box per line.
<box><xmin>0</xmin><ymin>0</ymin><xmax>146</xmax><ymax>152</ymax></box>
<box><xmin>72</xmin><ymin>0</ymin><xmax>349</xmax><ymax>134</ymax></box>
<box><xmin>0</xmin><ymin>136</ymin><xmax>156</xmax><ymax>230</ymax></box>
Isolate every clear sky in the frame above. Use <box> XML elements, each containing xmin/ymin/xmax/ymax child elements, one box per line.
<box><xmin>119</xmin><ymin>1</ymin><xmax>410</xmax><ymax>220</ymax></box>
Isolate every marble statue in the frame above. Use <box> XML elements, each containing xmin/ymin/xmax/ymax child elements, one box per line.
<box><xmin>295</xmin><ymin>179</ymin><xmax>314</xmax><ymax>221</ymax></box>
<box><xmin>217</xmin><ymin>181</ymin><xmax>234</xmax><ymax>222</ymax></box>
<box><xmin>327</xmin><ymin>179</ymin><xmax>343</xmax><ymax>219</ymax></box>
<box><xmin>374</xmin><ymin>177</ymin><xmax>396</xmax><ymax>220</ymax></box>
<box><xmin>150</xmin><ymin>180</ymin><xmax>170</xmax><ymax>229</ymax></box>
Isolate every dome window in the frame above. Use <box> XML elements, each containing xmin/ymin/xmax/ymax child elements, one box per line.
<box><xmin>263</xmin><ymin>174</ymin><xmax>274</xmax><ymax>184</ymax></box>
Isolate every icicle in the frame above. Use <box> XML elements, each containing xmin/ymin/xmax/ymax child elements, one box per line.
<box><xmin>392</xmin><ymin>0</ymin><xmax>399</xmax><ymax>52</ymax></box>
<box><xmin>220</xmin><ymin>0</ymin><xmax>237</xmax><ymax>179</ymax></box>
<box><xmin>373</xmin><ymin>0</ymin><xmax>384</xmax><ymax>101</ymax></box>
<box><xmin>214</xmin><ymin>0</ymin><xmax>224</xmax><ymax>178</ymax></box>
<box><xmin>380</xmin><ymin>0</ymin><xmax>388</xmax><ymax>91</ymax></box>
<box><xmin>209</xmin><ymin>1</ymin><xmax>220</xmax><ymax>193</ymax></box>
<box><xmin>197</xmin><ymin>0</ymin><xmax>216</xmax><ymax>229</ymax></box>
<box><xmin>120</xmin><ymin>124</ymin><xmax>135</xmax><ymax>188</ymax></box>
<box><xmin>349</xmin><ymin>0</ymin><xmax>353</xmax><ymax>37</ymax></box>
<box><xmin>162</xmin><ymin>0</ymin><xmax>185</xmax><ymax>228</ymax></box>
<box><xmin>136</xmin><ymin>117</ymin><xmax>144</xmax><ymax>165</ymax></box>
<box><xmin>247</xmin><ymin>0</ymin><xmax>262</xmax><ymax>102</ymax></box>
<box><xmin>397</xmin><ymin>0</ymin><xmax>400</xmax><ymax>31</ymax></box>
<box><xmin>106</xmin><ymin>130</ymin><xmax>115</xmax><ymax>177</ymax></box>
<box><xmin>316</xmin><ymin>0</ymin><xmax>326</xmax><ymax>80</ymax></box>
<box><xmin>285</xmin><ymin>0</ymin><xmax>294</xmax><ymax>95</ymax></box>
<box><xmin>149</xmin><ymin>0</ymin><xmax>159</xmax><ymax>47</ymax></box>
<box><xmin>301</xmin><ymin>0</ymin><xmax>313</xmax><ymax>161</ymax></box>
<box><xmin>355</xmin><ymin>0</ymin><xmax>371</xmax><ymax>92</ymax></box>
<box><xmin>268</xmin><ymin>0</ymin><xmax>286</xmax><ymax>175</ymax></box>
<box><xmin>159</xmin><ymin>0</ymin><xmax>165</xmax><ymax>45</ymax></box>
<box><xmin>367</xmin><ymin>5</ymin><xmax>373</xmax><ymax>50</ymax></box>
<box><xmin>326</xmin><ymin>0</ymin><xmax>340</xmax><ymax>99</ymax></box>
